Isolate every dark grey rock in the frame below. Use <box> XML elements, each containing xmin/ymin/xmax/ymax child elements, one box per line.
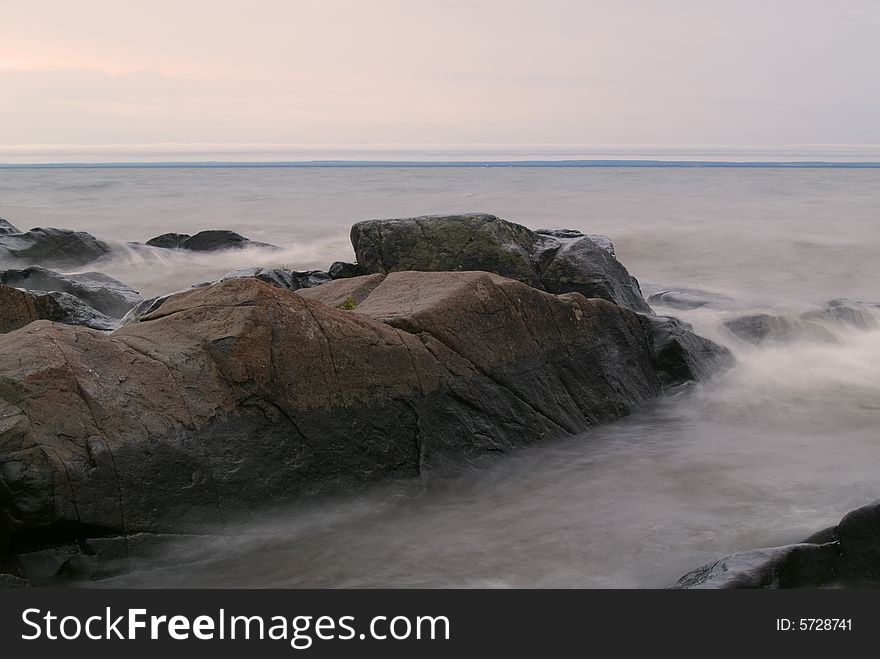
<box><xmin>537</xmin><ymin>234</ymin><xmax>652</xmax><ymax>313</ymax></box>
<box><xmin>218</xmin><ymin>267</ymin><xmax>331</xmax><ymax>290</ymax></box>
<box><xmin>0</xmin><ymin>219</ymin><xmax>21</xmax><ymax>235</ymax></box>
<box><xmin>146</xmin><ymin>232</ymin><xmax>191</xmax><ymax>249</ymax></box>
<box><xmin>1</xmin><ymin>283</ymin><xmax>117</xmax><ymax>333</ymax></box>
<box><xmin>0</xmin><ymin>266</ymin><xmax>141</xmax><ymax>318</ymax></box>
<box><xmin>182</xmin><ymin>230</ymin><xmax>277</xmax><ymax>251</ymax></box>
<box><xmin>328</xmin><ymin>261</ymin><xmax>362</xmax><ymax>279</ymax></box>
<box><xmin>351</xmin><ymin>214</ymin><xmax>649</xmax><ymax>312</ymax></box>
<box><xmin>0</xmin><ymin>227</ymin><xmax>113</xmax><ymax>268</ymax></box>
<box><xmin>648</xmin><ymin>288</ymin><xmax>735</xmax><ymax>311</ymax></box>
<box><xmin>638</xmin><ymin>315</ymin><xmax>734</xmax><ymax>387</ymax></box>
<box><xmin>676</xmin><ymin>498</ymin><xmax>880</xmax><ymax>588</ymax></box>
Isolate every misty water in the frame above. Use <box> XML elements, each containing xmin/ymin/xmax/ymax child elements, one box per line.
<box><xmin>2</xmin><ymin>165</ymin><xmax>879</xmax><ymax>587</ymax></box>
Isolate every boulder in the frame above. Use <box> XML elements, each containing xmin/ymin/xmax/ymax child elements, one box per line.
<box><xmin>0</xmin><ymin>274</ymin><xmax>664</xmax><ymax>568</ymax></box>
<box><xmin>145</xmin><ymin>233</ymin><xmax>190</xmax><ymax>249</ymax></box>
<box><xmin>638</xmin><ymin>315</ymin><xmax>734</xmax><ymax>387</ymax></box>
<box><xmin>675</xmin><ymin>499</ymin><xmax>880</xmax><ymax>588</ymax></box>
<box><xmin>328</xmin><ymin>261</ymin><xmax>362</xmax><ymax>279</ymax></box>
<box><xmin>352</xmin><ymin>214</ymin><xmax>543</xmax><ymax>287</ymax></box>
<box><xmin>217</xmin><ymin>267</ymin><xmax>330</xmax><ymax>291</ymax></box>
<box><xmin>0</xmin><ymin>227</ymin><xmax>113</xmax><ymax>268</ymax></box>
<box><xmin>350</xmin><ymin>214</ymin><xmax>652</xmax><ymax>312</ymax></box>
<box><xmin>0</xmin><ymin>219</ymin><xmax>21</xmax><ymax>235</ymax></box>
<box><xmin>0</xmin><ymin>266</ymin><xmax>141</xmax><ymax>318</ymax></box>
<box><xmin>0</xmin><ymin>283</ymin><xmax>117</xmax><ymax>333</ymax></box>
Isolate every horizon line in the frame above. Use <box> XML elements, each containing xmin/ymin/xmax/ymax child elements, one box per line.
<box><xmin>3</xmin><ymin>159</ymin><xmax>880</xmax><ymax>169</ymax></box>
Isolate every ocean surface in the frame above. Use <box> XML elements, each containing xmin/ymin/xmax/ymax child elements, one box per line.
<box><xmin>1</xmin><ymin>164</ymin><xmax>879</xmax><ymax>587</ymax></box>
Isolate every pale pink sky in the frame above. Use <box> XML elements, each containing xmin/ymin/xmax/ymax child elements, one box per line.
<box><xmin>2</xmin><ymin>0</ymin><xmax>879</xmax><ymax>149</ymax></box>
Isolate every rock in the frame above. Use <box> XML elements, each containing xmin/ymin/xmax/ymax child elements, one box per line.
<box><xmin>638</xmin><ymin>315</ymin><xmax>734</xmax><ymax>387</ymax></box>
<box><xmin>803</xmin><ymin>299</ymin><xmax>879</xmax><ymax>331</ymax></box>
<box><xmin>537</xmin><ymin>234</ymin><xmax>652</xmax><ymax>313</ymax></box>
<box><xmin>352</xmin><ymin>214</ymin><xmax>543</xmax><ymax>287</ymax></box>
<box><xmin>328</xmin><ymin>261</ymin><xmax>362</xmax><ymax>279</ymax></box>
<box><xmin>0</xmin><ymin>274</ymin><xmax>664</xmax><ymax>564</ymax></box>
<box><xmin>297</xmin><ymin>273</ymin><xmax>386</xmax><ymax>308</ymax></box>
<box><xmin>0</xmin><ymin>227</ymin><xmax>113</xmax><ymax>268</ymax></box>
<box><xmin>535</xmin><ymin>229</ymin><xmax>615</xmax><ymax>256</ymax></box>
<box><xmin>0</xmin><ymin>219</ymin><xmax>21</xmax><ymax>235</ymax></box>
<box><xmin>0</xmin><ymin>283</ymin><xmax>117</xmax><ymax>333</ymax></box>
<box><xmin>0</xmin><ymin>266</ymin><xmax>141</xmax><ymax>318</ymax></box>
<box><xmin>675</xmin><ymin>498</ymin><xmax>880</xmax><ymax>588</ymax></box>
<box><xmin>145</xmin><ymin>232</ymin><xmax>191</xmax><ymax>249</ymax></box>
<box><xmin>648</xmin><ymin>288</ymin><xmax>735</xmax><ymax>311</ymax></box>
<box><xmin>217</xmin><ymin>267</ymin><xmax>330</xmax><ymax>290</ymax></box>
<box><xmin>674</xmin><ymin>543</ymin><xmax>841</xmax><ymax>589</ymax></box>
<box><xmin>725</xmin><ymin>313</ymin><xmax>839</xmax><ymax>344</ymax></box>
<box><xmin>351</xmin><ymin>214</ymin><xmax>651</xmax><ymax>312</ymax></box>
<box><xmin>0</xmin><ymin>573</ymin><xmax>30</xmax><ymax>587</ymax></box>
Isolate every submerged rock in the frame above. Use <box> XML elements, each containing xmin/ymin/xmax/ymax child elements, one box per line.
<box><xmin>638</xmin><ymin>315</ymin><xmax>734</xmax><ymax>387</ymax></box>
<box><xmin>803</xmin><ymin>299</ymin><xmax>879</xmax><ymax>331</ymax></box>
<box><xmin>675</xmin><ymin>499</ymin><xmax>880</xmax><ymax>588</ymax></box>
<box><xmin>0</xmin><ymin>219</ymin><xmax>21</xmax><ymax>235</ymax></box>
<box><xmin>145</xmin><ymin>232</ymin><xmax>190</xmax><ymax>249</ymax></box>
<box><xmin>0</xmin><ymin>227</ymin><xmax>113</xmax><ymax>268</ymax></box>
<box><xmin>144</xmin><ymin>229</ymin><xmax>278</xmax><ymax>252</ymax></box>
<box><xmin>0</xmin><ymin>274</ymin><xmax>667</xmax><ymax>568</ymax></box>
<box><xmin>648</xmin><ymin>288</ymin><xmax>735</xmax><ymax>311</ymax></box>
<box><xmin>0</xmin><ymin>266</ymin><xmax>141</xmax><ymax>318</ymax></box>
<box><xmin>351</xmin><ymin>214</ymin><xmax>651</xmax><ymax>312</ymax></box>
<box><xmin>0</xmin><ymin>283</ymin><xmax>117</xmax><ymax>333</ymax></box>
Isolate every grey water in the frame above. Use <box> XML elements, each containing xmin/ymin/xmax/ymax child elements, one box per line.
<box><xmin>1</xmin><ymin>165</ymin><xmax>879</xmax><ymax>587</ymax></box>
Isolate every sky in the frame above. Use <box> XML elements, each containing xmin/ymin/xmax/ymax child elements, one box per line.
<box><xmin>1</xmin><ymin>0</ymin><xmax>879</xmax><ymax>156</ymax></box>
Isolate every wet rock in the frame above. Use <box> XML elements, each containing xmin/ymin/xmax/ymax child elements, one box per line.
<box><xmin>352</xmin><ymin>213</ymin><xmax>543</xmax><ymax>287</ymax></box>
<box><xmin>648</xmin><ymin>288</ymin><xmax>735</xmax><ymax>311</ymax></box>
<box><xmin>351</xmin><ymin>214</ymin><xmax>650</xmax><ymax>312</ymax></box>
<box><xmin>0</xmin><ymin>283</ymin><xmax>117</xmax><ymax>333</ymax></box>
<box><xmin>638</xmin><ymin>315</ymin><xmax>734</xmax><ymax>387</ymax></box>
<box><xmin>803</xmin><ymin>299</ymin><xmax>879</xmax><ymax>331</ymax></box>
<box><xmin>0</xmin><ymin>219</ymin><xmax>21</xmax><ymax>235</ymax></box>
<box><xmin>328</xmin><ymin>261</ymin><xmax>362</xmax><ymax>279</ymax></box>
<box><xmin>535</xmin><ymin>229</ymin><xmax>615</xmax><ymax>255</ymax></box>
<box><xmin>537</xmin><ymin>233</ymin><xmax>651</xmax><ymax>313</ymax></box>
<box><xmin>145</xmin><ymin>232</ymin><xmax>190</xmax><ymax>249</ymax></box>
<box><xmin>0</xmin><ymin>227</ymin><xmax>113</xmax><ymax>268</ymax></box>
<box><xmin>0</xmin><ymin>266</ymin><xmax>141</xmax><ymax>318</ymax></box>
<box><xmin>675</xmin><ymin>498</ymin><xmax>880</xmax><ymax>588</ymax></box>
<box><xmin>0</xmin><ymin>274</ymin><xmax>663</xmax><ymax>562</ymax></box>
<box><xmin>218</xmin><ymin>267</ymin><xmax>331</xmax><ymax>290</ymax></box>
<box><xmin>725</xmin><ymin>313</ymin><xmax>839</xmax><ymax>344</ymax></box>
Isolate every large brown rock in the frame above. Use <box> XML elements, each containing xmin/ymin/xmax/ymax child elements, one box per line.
<box><xmin>0</xmin><ymin>274</ymin><xmax>663</xmax><ymax>570</ymax></box>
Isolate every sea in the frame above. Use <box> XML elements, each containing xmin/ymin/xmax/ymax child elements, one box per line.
<box><xmin>1</xmin><ymin>161</ymin><xmax>879</xmax><ymax>587</ymax></box>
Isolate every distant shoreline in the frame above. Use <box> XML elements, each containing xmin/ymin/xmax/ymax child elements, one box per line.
<box><xmin>3</xmin><ymin>160</ymin><xmax>880</xmax><ymax>169</ymax></box>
